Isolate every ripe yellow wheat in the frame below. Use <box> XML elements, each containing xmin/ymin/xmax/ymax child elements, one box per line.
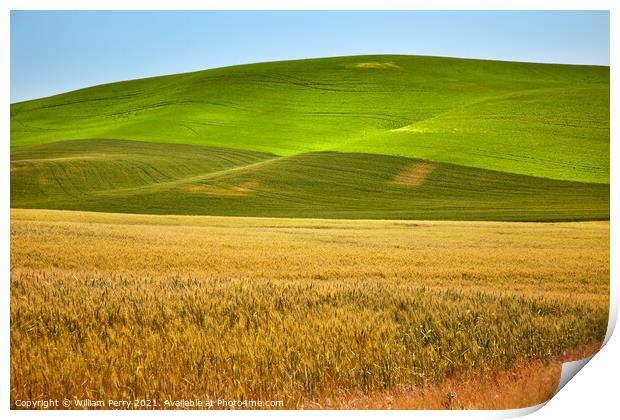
<box><xmin>10</xmin><ymin>209</ymin><xmax>609</xmax><ymax>409</ymax></box>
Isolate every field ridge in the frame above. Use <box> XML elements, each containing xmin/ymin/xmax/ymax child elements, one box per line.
<box><xmin>11</xmin><ymin>54</ymin><xmax>609</xmax><ymax>184</ymax></box>
<box><xmin>11</xmin><ymin>139</ymin><xmax>609</xmax><ymax>221</ymax></box>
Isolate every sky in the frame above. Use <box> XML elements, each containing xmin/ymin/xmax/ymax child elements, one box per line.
<box><xmin>10</xmin><ymin>10</ymin><xmax>610</xmax><ymax>103</ymax></box>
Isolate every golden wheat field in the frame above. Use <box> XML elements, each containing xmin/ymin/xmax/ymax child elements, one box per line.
<box><xmin>10</xmin><ymin>209</ymin><xmax>609</xmax><ymax>409</ymax></box>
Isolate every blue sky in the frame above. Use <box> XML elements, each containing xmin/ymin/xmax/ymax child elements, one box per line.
<box><xmin>10</xmin><ymin>10</ymin><xmax>610</xmax><ymax>103</ymax></box>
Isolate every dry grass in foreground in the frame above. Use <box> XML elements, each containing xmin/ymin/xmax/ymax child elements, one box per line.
<box><xmin>10</xmin><ymin>209</ymin><xmax>609</xmax><ymax>409</ymax></box>
<box><xmin>310</xmin><ymin>341</ymin><xmax>601</xmax><ymax>409</ymax></box>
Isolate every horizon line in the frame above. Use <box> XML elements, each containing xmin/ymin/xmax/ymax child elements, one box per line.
<box><xmin>11</xmin><ymin>52</ymin><xmax>610</xmax><ymax>104</ymax></box>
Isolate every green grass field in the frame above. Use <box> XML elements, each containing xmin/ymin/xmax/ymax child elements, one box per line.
<box><xmin>11</xmin><ymin>139</ymin><xmax>608</xmax><ymax>220</ymax></box>
<box><xmin>10</xmin><ymin>55</ymin><xmax>609</xmax><ymax>220</ymax></box>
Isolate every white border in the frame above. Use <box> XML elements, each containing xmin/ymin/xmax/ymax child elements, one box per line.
<box><xmin>1</xmin><ymin>1</ymin><xmax>618</xmax><ymax>10</ymax></box>
<box><xmin>2</xmin><ymin>2</ymin><xmax>616</xmax><ymax>420</ymax></box>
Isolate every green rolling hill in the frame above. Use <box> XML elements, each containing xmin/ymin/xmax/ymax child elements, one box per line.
<box><xmin>11</xmin><ymin>139</ymin><xmax>608</xmax><ymax>221</ymax></box>
<box><xmin>10</xmin><ymin>55</ymin><xmax>609</xmax><ymax>220</ymax></box>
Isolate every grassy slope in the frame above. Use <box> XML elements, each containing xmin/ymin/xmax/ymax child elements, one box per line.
<box><xmin>11</xmin><ymin>139</ymin><xmax>608</xmax><ymax>221</ymax></box>
<box><xmin>10</xmin><ymin>139</ymin><xmax>275</xmax><ymax>205</ymax></box>
<box><xmin>11</xmin><ymin>55</ymin><xmax>609</xmax><ymax>183</ymax></box>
